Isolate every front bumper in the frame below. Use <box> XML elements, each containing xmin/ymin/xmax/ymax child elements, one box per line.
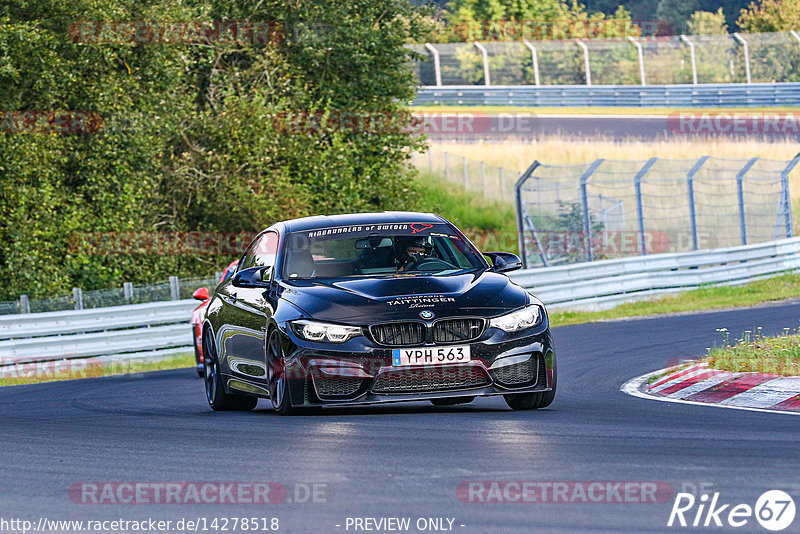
<box><xmin>280</xmin><ymin>324</ymin><xmax>555</xmax><ymax>407</ymax></box>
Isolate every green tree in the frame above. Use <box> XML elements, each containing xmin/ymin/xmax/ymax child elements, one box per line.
<box><xmin>0</xmin><ymin>0</ymin><xmax>430</xmax><ymax>300</ymax></box>
<box><xmin>687</xmin><ymin>8</ymin><xmax>729</xmax><ymax>34</ymax></box>
<box><xmin>738</xmin><ymin>0</ymin><xmax>800</xmax><ymax>32</ymax></box>
<box><xmin>656</xmin><ymin>0</ymin><xmax>700</xmax><ymax>35</ymax></box>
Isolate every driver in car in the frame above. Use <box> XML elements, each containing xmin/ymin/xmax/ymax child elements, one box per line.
<box><xmin>395</xmin><ymin>236</ymin><xmax>435</xmax><ymax>271</ymax></box>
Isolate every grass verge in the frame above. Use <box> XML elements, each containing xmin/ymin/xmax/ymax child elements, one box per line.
<box><xmin>708</xmin><ymin>329</ymin><xmax>800</xmax><ymax>376</ymax></box>
<box><xmin>414</xmin><ymin>171</ymin><xmax>519</xmax><ymax>253</ymax></box>
<box><xmin>549</xmin><ymin>272</ymin><xmax>800</xmax><ymax>328</ymax></box>
<box><xmin>0</xmin><ymin>353</ymin><xmax>195</xmax><ymax>387</ymax></box>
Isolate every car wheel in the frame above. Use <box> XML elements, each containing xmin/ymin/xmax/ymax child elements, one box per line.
<box><xmin>505</xmin><ymin>362</ymin><xmax>557</xmax><ymax>410</ymax></box>
<box><xmin>267</xmin><ymin>330</ymin><xmax>298</xmax><ymax>416</ymax></box>
<box><xmin>203</xmin><ymin>329</ymin><xmax>257</xmax><ymax>411</ymax></box>
<box><xmin>430</xmin><ymin>396</ymin><xmax>475</xmax><ymax>406</ymax></box>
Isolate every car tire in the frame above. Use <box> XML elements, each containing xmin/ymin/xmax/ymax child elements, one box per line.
<box><xmin>203</xmin><ymin>329</ymin><xmax>257</xmax><ymax>411</ymax></box>
<box><xmin>267</xmin><ymin>330</ymin><xmax>299</xmax><ymax>416</ymax></box>
<box><xmin>504</xmin><ymin>362</ymin><xmax>557</xmax><ymax>410</ymax></box>
<box><xmin>430</xmin><ymin>396</ymin><xmax>475</xmax><ymax>406</ymax></box>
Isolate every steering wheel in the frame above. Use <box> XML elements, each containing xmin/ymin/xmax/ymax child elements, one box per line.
<box><xmin>404</xmin><ymin>257</ymin><xmax>456</xmax><ymax>272</ymax></box>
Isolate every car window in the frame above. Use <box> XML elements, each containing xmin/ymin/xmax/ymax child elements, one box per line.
<box><xmin>283</xmin><ymin>222</ymin><xmax>485</xmax><ymax>279</ymax></box>
<box><xmin>240</xmin><ymin>232</ymin><xmax>279</xmax><ymax>270</ymax></box>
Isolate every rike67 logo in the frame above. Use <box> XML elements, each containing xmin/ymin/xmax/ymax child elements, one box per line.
<box><xmin>668</xmin><ymin>490</ymin><xmax>795</xmax><ymax>531</ymax></box>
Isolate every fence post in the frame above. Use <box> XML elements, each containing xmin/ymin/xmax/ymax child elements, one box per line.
<box><xmin>579</xmin><ymin>159</ymin><xmax>605</xmax><ymax>262</ymax></box>
<box><xmin>444</xmin><ymin>152</ymin><xmax>450</xmax><ymax>181</ymax></box>
<box><xmin>634</xmin><ymin>158</ymin><xmax>659</xmax><ymax>255</ymax></box>
<box><xmin>575</xmin><ymin>39</ymin><xmax>591</xmax><ymax>86</ymax></box>
<box><xmin>733</xmin><ymin>33</ymin><xmax>752</xmax><ymax>84</ymax></box>
<box><xmin>522</xmin><ymin>40</ymin><xmax>541</xmax><ymax>86</ymax></box>
<box><xmin>686</xmin><ymin>156</ymin><xmax>709</xmax><ymax>250</ymax></box>
<box><xmin>424</xmin><ymin>43</ymin><xmax>442</xmax><ymax>87</ymax></box>
<box><xmin>19</xmin><ymin>294</ymin><xmax>30</xmax><ymax>314</ymax></box>
<box><xmin>627</xmin><ymin>36</ymin><xmax>646</xmax><ymax>86</ymax></box>
<box><xmin>123</xmin><ymin>282</ymin><xmax>133</xmax><ymax>303</ymax></box>
<box><xmin>680</xmin><ymin>35</ymin><xmax>698</xmax><ymax>85</ymax></box>
<box><xmin>463</xmin><ymin>157</ymin><xmax>468</xmax><ymax>191</ymax></box>
<box><xmin>169</xmin><ymin>276</ymin><xmax>180</xmax><ymax>300</ymax></box>
<box><xmin>480</xmin><ymin>161</ymin><xmax>487</xmax><ymax>197</ymax></box>
<box><xmin>736</xmin><ymin>157</ymin><xmax>760</xmax><ymax>245</ymax></box>
<box><xmin>779</xmin><ymin>153</ymin><xmax>800</xmax><ymax>238</ymax></box>
<box><xmin>73</xmin><ymin>287</ymin><xmax>83</xmax><ymax>311</ymax></box>
<box><xmin>473</xmin><ymin>42</ymin><xmax>491</xmax><ymax>86</ymax></box>
<box><xmin>515</xmin><ymin>162</ymin><xmax>542</xmax><ymax>269</ymax></box>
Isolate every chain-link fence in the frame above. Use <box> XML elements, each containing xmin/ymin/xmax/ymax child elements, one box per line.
<box><xmin>410</xmin><ymin>31</ymin><xmax>800</xmax><ymax>86</ymax></box>
<box><xmin>1</xmin><ymin>275</ymin><xmax>221</xmax><ymax>315</ymax></box>
<box><xmin>412</xmin><ymin>146</ymin><xmax>520</xmax><ymax>202</ymax></box>
<box><xmin>516</xmin><ymin>155</ymin><xmax>800</xmax><ymax>267</ymax></box>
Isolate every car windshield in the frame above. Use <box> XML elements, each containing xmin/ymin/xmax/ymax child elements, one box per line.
<box><xmin>282</xmin><ymin>222</ymin><xmax>485</xmax><ymax>279</ymax></box>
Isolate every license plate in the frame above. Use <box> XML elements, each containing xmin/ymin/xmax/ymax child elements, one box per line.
<box><xmin>392</xmin><ymin>345</ymin><xmax>471</xmax><ymax>367</ymax></box>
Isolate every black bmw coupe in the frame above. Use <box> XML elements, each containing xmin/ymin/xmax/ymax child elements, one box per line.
<box><xmin>202</xmin><ymin>212</ymin><xmax>556</xmax><ymax>414</ymax></box>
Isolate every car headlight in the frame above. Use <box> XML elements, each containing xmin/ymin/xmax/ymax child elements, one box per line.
<box><xmin>291</xmin><ymin>320</ymin><xmax>362</xmax><ymax>343</ymax></box>
<box><xmin>489</xmin><ymin>305</ymin><xmax>543</xmax><ymax>332</ymax></box>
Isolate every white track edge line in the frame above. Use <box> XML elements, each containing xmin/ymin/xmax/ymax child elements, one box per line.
<box><xmin>620</xmin><ymin>369</ymin><xmax>800</xmax><ymax>417</ymax></box>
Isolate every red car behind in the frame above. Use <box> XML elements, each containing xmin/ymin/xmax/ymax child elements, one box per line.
<box><xmin>190</xmin><ymin>260</ymin><xmax>239</xmax><ymax>376</ymax></box>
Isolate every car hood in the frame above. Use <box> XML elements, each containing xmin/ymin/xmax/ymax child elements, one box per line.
<box><xmin>279</xmin><ymin>271</ymin><xmax>529</xmax><ymax>323</ymax></box>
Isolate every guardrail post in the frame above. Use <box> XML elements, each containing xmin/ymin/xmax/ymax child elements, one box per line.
<box><xmin>680</xmin><ymin>35</ymin><xmax>698</xmax><ymax>85</ymax></box>
<box><xmin>522</xmin><ymin>40</ymin><xmax>541</xmax><ymax>86</ymax></box>
<box><xmin>627</xmin><ymin>36</ymin><xmax>646</xmax><ymax>86</ymax></box>
<box><xmin>515</xmin><ymin>161</ymin><xmax>542</xmax><ymax>269</ymax></box>
<box><xmin>19</xmin><ymin>294</ymin><xmax>30</xmax><ymax>314</ymax></box>
<box><xmin>686</xmin><ymin>156</ymin><xmax>709</xmax><ymax>250</ymax></box>
<box><xmin>473</xmin><ymin>42</ymin><xmax>491</xmax><ymax>86</ymax></box>
<box><xmin>634</xmin><ymin>158</ymin><xmax>659</xmax><ymax>255</ymax></box>
<box><xmin>73</xmin><ymin>287</ymin><xmax>83</xmax><ymax>311</ymax></box>
<box><xmin>169</xmin><ymin>276</ymin><xmax>180</xmax><ymax>301</ymax></box>
<box><xmin>575</xmin><ymin>39</ymin><xmax>591</xmax><ymax>86</ymax></box>
<box><xmin>579</xmin><ymin>159</ymin><xmax>605</xmax><ymax>262</ymax></box>
<box><xmin>424</xmin><ymin>43</ymin><xmax>442</xmax><ymax>87</ymax></box>
<box><xmin>733</xmin><ymin>33</ymin><xmax>752</xmax><ymax>84</ymax></box>
<box><xmin>463</xmin><ymin>157</ymin><xmax>468</xmax><ymax>190</ymax></box>
<box><xmin>736</xmin><ymin>157</ymin><xmax>760</xmax><ymax>245</ymax></box>
<box><xmin>123</xmin><ymin>282</ymin><xmax>133</xmax><ymax>303</ymax></box>
<box><xmin>480</xmin><ymin>161</ymin><xmax>487</xmax><ymax>197</ymax></box>
<box><xmin>779</xmin><ymin>153</ymin><xmax>800</xmax><ymax>238</ymax></box>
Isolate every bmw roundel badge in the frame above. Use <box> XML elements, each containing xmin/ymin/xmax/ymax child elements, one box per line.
<box><xmin>419</xmin><ymin>310</ymin><xmax>435</xmax><ymax>320</ymax></box>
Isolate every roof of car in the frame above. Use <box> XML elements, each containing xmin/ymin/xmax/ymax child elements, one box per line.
<box><xmin>279</xmin><ymin>212</ymin><xmax>446</xmax><ymax>233</ymax></box>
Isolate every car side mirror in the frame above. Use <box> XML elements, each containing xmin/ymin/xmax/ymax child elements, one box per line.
<box><xmin>192</xmin><ymin>287</ymin><xmax>210</xmax><ymax>301</ymax></box>
<box><xmin>232</xmin><ymin>266</ymin><xmax>272</xmax><ymax>287</ymax></box>
<box><xmin>485</xmin><ymin>252</ymin><xmax>522</xmax><ymax>273</ymax></box>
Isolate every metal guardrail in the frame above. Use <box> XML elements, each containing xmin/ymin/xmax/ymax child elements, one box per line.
<box><xmin>0</xmin><ymin>300</ymin><xmax>196</xmax><ymax>366</ymax></box>
<box><xmin>509</xmin><ymin>236</ymin><xmax>800</xmax><ymax>311</ymax></box>
<box><xmin>0</xmin><ymin>300</ymin><xmax>197</xmax><ymax>340</ymax></box>
<box><xmin>413</xmin><ymin>83</ymin><xmax>800</xmax><ymax>107</ymax></box>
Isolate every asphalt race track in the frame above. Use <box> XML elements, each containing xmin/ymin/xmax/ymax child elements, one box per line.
<box><xmin>1</xmin><ymin>302</ymin><xmax>799</xmax><ymax>533</ymax></box>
